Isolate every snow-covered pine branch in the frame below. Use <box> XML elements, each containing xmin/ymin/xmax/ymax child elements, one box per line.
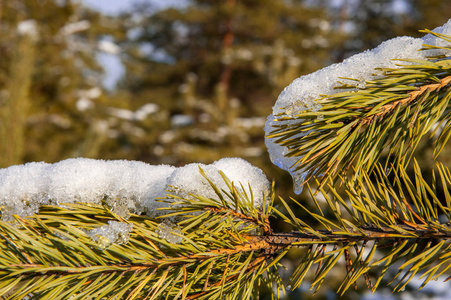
<box><xmin>265</xmin><ymin>20</ymin><xmax>451</xmax><ymax>193</ymax></box>
<box><xmin>0</xmin><ymin>157</ymin><xmax>270</xmax><ymax>221</ymax></box>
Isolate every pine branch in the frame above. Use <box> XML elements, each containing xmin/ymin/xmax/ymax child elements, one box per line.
<box><xmin>272</xmin><ymin>161</ymin><xmax>451</xmax><ymax>294</ymax></box>
<box><xmin>266</xmin><ymin>31</ymin><xmax>451</xmax><ymax>188</ymax></box>
<box><xmin>2</xmin><ymin>162</ymin><xmax>451</xmax><ymax>298</ymax></box>
<box><xmin>0</xmin><ymin>171</ymin><xmax>283</xmax><ymax>300</ymax></box>
<box><xmin>357</xmin><ymin>75</ymin><xmax>451</xmax><ymax>128</ymax></box>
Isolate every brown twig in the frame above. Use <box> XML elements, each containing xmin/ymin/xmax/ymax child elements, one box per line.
<box><xmin>356</xmin><ymin>75</ymin><xmax>451</xmax><ymax>128</ymax></box>
<box><xmin>204</xmin><ymin>206</ymin><xmax>272</xmax><ymax>234</ymax></box>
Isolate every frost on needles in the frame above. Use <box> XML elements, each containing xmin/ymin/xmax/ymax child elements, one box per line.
<box><xmin>265</xmin><ymin>19</ymin><xmax>451</xmax><ymax>194</ymax></box>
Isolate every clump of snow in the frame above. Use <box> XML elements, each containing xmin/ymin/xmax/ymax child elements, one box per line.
<box><xmin>134</xmin><ymin>103</ymin><xmax>159</xmax><ymax>121</ymax></box>
<box><xmin>0</xmin><ymin>162</ymin><xmax>51</xmax><ymax>221</ymax></box>
<box><xmin>106</xmin><ymin>103</ymin><xmax>159</xmax><ymax>121</ymax></box>
<box><xmin>98</xmin><ymin>40</ymin><xmax>120</xmax><ymax>55</ymax></box>
<box><xmin>164</xmin><ymin>157</ymin><xmax>270</xmax><ymax>210</ymax></box>
<box><xmin>87</xmin><ymin>221</ymin><xmax>133</xmax><ymax>250</ymax></box>
<box><xmin>76</xmin><ymin>98</ymin><xmax>94</xmax><ymax>111</ymax></box>
<box><xmin>77</xmin><ymin>87</ymin><xmax>102</xmax><ymax>99</ymax></box>
<box><xmin>265</xmin><ymin>20</ymin><xmax>451</xmax><ymax>194</ymax></box>
<box><xmin>107</xmin><ymin>107</ymin><xmax>134</xmax><ymax>120</ymax></box>
<box><xmin>156</xmin><ymin>221</ymin><xmax>183</xmax><ymax>244</ymax></box>
<box><xmin>46</xmin><ymin>159</ymin><xmax>168</xmax><ymax>216</ymax></box>
<box><xmin>171</xmin><ymin>114</ymin><xmax>194</xmax><ymax>127</ymax></box>
<box><xmin>0</xmin><ymin>157</ymin><xmax>270</xmax><ymax>220</ymax></box>
<box><xmin>59</xmin><ymin>20</ymin><xmax>90</xmax><ymax>36</ymax></box>
<box><xmin>17</xmin><ymin>20</ymin><xmax>38</xmax><ymax>40</ymax></box>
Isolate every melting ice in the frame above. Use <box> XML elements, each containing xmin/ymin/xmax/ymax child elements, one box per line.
<box><xmin>87</xmin><ymin>221</ymin><xmax>133</xmax><ymax>250</ymax></box>
<box><xmin>156</xmin><ymin>221</ymin><xmax>183</xmax><ymax>244</ymax></box>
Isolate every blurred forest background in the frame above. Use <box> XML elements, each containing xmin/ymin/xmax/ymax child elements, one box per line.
<box><xmin>0</xmin><ymin>0</ymin><xmax>450</xmax><ymax>298</ymax></box>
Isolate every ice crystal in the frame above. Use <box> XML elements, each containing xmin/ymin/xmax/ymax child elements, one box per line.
<box><xmin>87</xmin><ymin>221</ymin><xmax>133</xmax><ymax>250</ymax></box>
<box><xmin>284</xmin><ymin>97</ymin><xmax>321</xmax><ymax>118</ymax></box>
<box><xmin>157</xmin><ymin>221</ymin><xmax>183</xmax><ymax>244</ymax></box>
<box><xmin>103</xmin><ymin>194</ymin><xmax>131</xmax><ymax>220</ymax></box>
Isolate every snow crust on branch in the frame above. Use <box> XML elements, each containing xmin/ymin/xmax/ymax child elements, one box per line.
<box><xmin>0</xmin><ymin>157</ymin><xmax>270</xmax><ymax>221</ymax></box>
<box><xmin>264</xmin><ymin>20</ymin><xmax>451</xmax><ymax>194</ymax></box>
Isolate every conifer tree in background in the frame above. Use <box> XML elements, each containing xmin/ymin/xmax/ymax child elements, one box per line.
<box><xmin>113</xmin><ymin>0</ymin><xmax>451</xmax><ymax>203</ymax></box>
<box><xmin>0</xmin><ymin>22</ymin><xmax>451</xmax><ymax>299</ymax></box>
<box><xmin>0</xmin><ymin>0</ymin><xmax>118</xmax><ymax>165</ymax></box>
<box><xmin>116</xmin><ymin>0</ymin><xmax>344</xmax><ymax>167</ymax></box>
<box><xmin>0</xmin><ymin>20</ymin><xmax>36</xmax><ymax>167</ymax></box>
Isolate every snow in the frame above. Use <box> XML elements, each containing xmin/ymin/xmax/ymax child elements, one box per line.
<box><xmin>0</xmin><ymin>157</ymin><xmax>270</xmax><ymax>220</ymax></box>
<box><xmin>106</xmin><ymin>103</ymin><xmax>159</xmax><ymax>121</ymax></box>
<box><xmin>0</xmin><ymin>157</ymin><xmax>269</xmax><ymax>248</ymax></box>
<box><xmin>170</xmin><ymin>114</ymin><xmax>194</xmax><ymax>127</ymax></box>
<box><xmin>76</xmin><ymin>98</ymin><xmax>94</xmax><ymax>111</ymax></box>
<box><xmin>264</xmin><ymin>19</ymin><xmax>451</xmax><ymax>194</ymax></box>
<box><xmin>107</xmin><ymin>107</ymin><xmax>135</xmax><ymax>120</ymax></box>
<box><xmin>98</xmin><ymin>40</ymin><xmax>121</xmax><ymax>55</ymax></box>
<box><xmin>157</xmin><ymin>221</ymin><xmax>183</xmax><ymax>244</ymax></box>
<box><xmin>87</xmin><ymin>221</ymin><xmax>133</xmax><ymax>250</ymax></box>
<box><xmin>77</xmin><ymin>87</ymin><xmax>102</xmax><ymax>99</ymax></box>
<box><xmin>59</xmin><ymin>20</ymin><xmax>90</xmax><ymax>36</ymax></box>
<box><xmin>166</xmin><ymin>158</ymin><xmax>270</xmax><ymax>209</ymax></box>
<box><xmin>17</xmin><ymin>20</ymin><xmax>38</xmax><ymax>40</ymax></box>
<box><xmin>134</xmin><ymin>103</ymin><xmax>159</xmax><ymax>121</ymax></box>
